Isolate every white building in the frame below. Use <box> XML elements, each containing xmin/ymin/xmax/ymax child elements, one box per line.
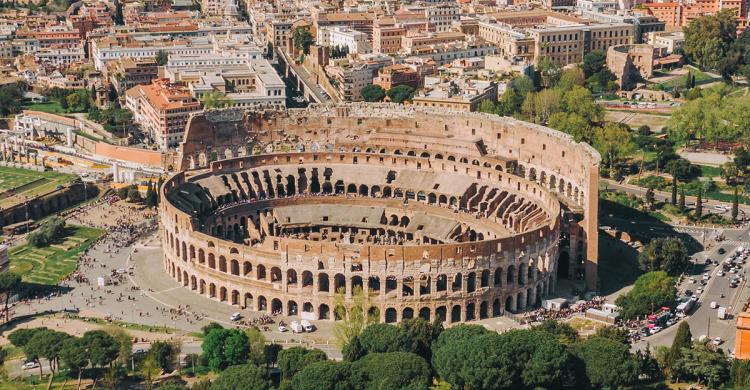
<box><xmin>166</xmin><ymin>54</ymin><xmax>286</xmax><ymax>108</ymax></box>
<box><xmin>317</xmin><ymin>26</ymin><xmax>371</xmax><ymax>54</ymax></box>
<box><xmin>35</xmin><ymin>47</ymin><xmax>85</xmax><ymax>68</ymax></box>
<box><xmin>425</xmin><ymin>3</ymin><xmax>460</xmax><ymax>32</ymax></box>
<box><xmin>91</xmin><ymin>32</ymin><xmax>262</xmax><ymax>70</ymax></box>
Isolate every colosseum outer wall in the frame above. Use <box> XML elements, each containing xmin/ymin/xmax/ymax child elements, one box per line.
<box><xmin>160</xmin><ymin>104</ymin><xmax>600</xmax><ymax>322</ymax></box>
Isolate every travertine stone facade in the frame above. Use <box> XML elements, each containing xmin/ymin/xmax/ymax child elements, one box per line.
<box><xmin>160</xmin><ymin>104</ymin><xmax>600</xmax><ymax>323</ymax></box>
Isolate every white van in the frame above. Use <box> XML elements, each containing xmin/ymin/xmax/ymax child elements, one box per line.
<box><xmin>710</xmin><ymin>301</ymin><xmax>719</xmax><ymax>309</ymax></box>
<box><xmin>290</xmin><ymin>321</ymin><xmax>304</xmax><ymax>333</ymax></box>
<box><xmin>301</xmin><ymin>319</ymin><xmax>314</xmax><ymax>332</ymax></box>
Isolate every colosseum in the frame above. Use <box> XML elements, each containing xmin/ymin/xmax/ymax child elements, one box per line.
<box><xmin>159</xmin><ymin>104</ymin><xmax>600</xmax><ymax>323</ymax></box>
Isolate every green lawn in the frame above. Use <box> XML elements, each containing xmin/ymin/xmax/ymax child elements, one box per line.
<box><xmin>697</xmin><ymin>164</ymin><xmax>722</xmax><ymax>178</ymax></box>
<box><xmin>656</xmin><ymin>68</ymin><xmax>718</xmax><ymax>89</ymax></box>
<box><xmin>20</xmin><ymin>101</ymin><xmax>66</xmax><ymax>114</ymax></box>
<box><xmin>0</xmin><ymin>166</ymin><xmax>75</xmax><ymax>207</ymax></box>
<box><xmin>9</xmin><ymin>225</ymin><xmax>105</xmax><ymax>285</ymax></box>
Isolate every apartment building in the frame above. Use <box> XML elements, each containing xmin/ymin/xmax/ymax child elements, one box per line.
<box><xmin>412</xmin><ymin>76</ymin><xmax>497</xmax><ymax>112</ymax></box>
<box><xmin>425</xmin><ymin>3</ymin><xmax>461</xmax><ymax>32</ymax></box>
<box><xmin>373</xmin><ymin>64</ymin><xmax>420</xmax><ymax>90</ymax></box>
<box><xmin>125</xmin><ymin>79</ymin><xmax>202</xmax><ymax>150</ymax></box>
<box><xmin>317</xmin><ymin>26</ymin><xmax>371</xmax><ymax>54</ymax></box>
<box><xmin>402</xmin><ymin>31</ymin><xmax>466</xmax><ymax>53</ymax></box>
<box><xmin>644</xmin><ymin>0</ymin><xmax>746</xmax><ymax>28</ymax></box>
<box><xmin>91</xmin><ymin>33</ymin><xmax>263</xmax><ymax>70</ymax></box>
<box><xmin>105</xmin><ymin>57</ymin><xmax>159</xmax><ymax>95</ymax></box>
<box><xmin>325</xmin><ymin>54</ymin><xmax>393</xmax><ymax>101</ymax></box>
<box><xmin>165</xmin><ymin>54</ymin><xmax>285</xmax><ymax>108</ymax></box>
<box><xmin>372</xmin><ymin>22</ymin><xmax>406</xmax><ymax>54</ymax></box>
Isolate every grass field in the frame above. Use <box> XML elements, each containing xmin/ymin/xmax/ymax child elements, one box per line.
<box><xmin>8</xmin><ymin>225</ymin><xmax>104</xmax><ymax>285</ymax></box>
<box><xmin>653</xmin><ymin>67</ymin><xmax>719</xmax><ymax>89</ymax></box>
<box><xmin>0</xmin><ymin>166</ymin><xmax>75</xmax><ymax>208</ymax></box>
<box><xmin>20</xmin><ymin>101</ymin><xmax>67</xmax><ymax>114</ymax></box>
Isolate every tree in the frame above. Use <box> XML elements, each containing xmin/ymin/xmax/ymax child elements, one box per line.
<box><xmin>594</xmin><ymin>123</ymin><xmax>634</xmax><ymax>178</ymax></box>
<box><xmin>730</xmin><ymin>359</ymin><xmax>750</xmax><ymax>389</ymax></box>
<box><xmin>155</xmin><ymin>50</ymin><xmax>168</xmax><ymax>66</ymax></box>
<box><xmin>9</xmin><ymin>327</ymin><xmax>47</xmax><ymax>347</ymax></box>
<box><xmin>667</xmin><ymin>322</ymin><xmax>693</xmax><ymax>379</ymax></box>
<box><xmin>244</xmin><ymin>326</ymin><xmax>266</xmax><ymax>366</ymax></box>
<box><xmin>81</xmin><ymin>330</ymin><xmax>120</xmax><ymax>387</ymax></box>
<box><xmin>583</xmin><ymin>50</ymin><xmax>607</xmax><ymax>78</ymax></box>
<box><xmin>127</xmin><ymin>187</ymin><xmax>142</xmax><ymax>203</ymax></box>
<box><xmin>671</xmin><ymin>168</ymin><xmax>678</xmax><ymax>205</ymax></box>
<box><xmin>263</xmin><ymin>343</ymin><xmax>282</xmax><ymax>368</ymax></box>
<box><xmin>113</xmin><ymin>0</ymin><xmax>124</xmax><ymax>25</ymax></box>
<box><xmin>594</xmin><ymin>326</ymin><xmax>630</xmax><ymax>345</ymax></box>
<box><xmin>615</xmin><ymin>271</ymin><xmax>676</xmax><ymax>319</ymax></box>
<box><xmin>141</xmin><ymin>354</ymin><xmax>161</xmax><ymax>390</ymax></box>
<box><xmin>645</xmin><ymin>185</ymin><xmax>656</xmax><ymax>210</ymax></box>
<box><xmin>210</xmin><ymin>364</ymin><xmax>271</xmax><ymax>390</ymax></box>
<box><xmin>570</xmin><ymin>337</ymin><xmax>638</xmax><ymax>389</ymax></box>
<box><xmin>66</xmin><ymin>93</ymin><xmax>81</xmax><ymax>111</ymax></box>
<box><xmin>202</xmin><ymin>328</ymin><xmax>249</xmax><ymax>371</ymax></box>
<box><xmin>0</xmin><ymin>272</ymin><xmax>21</xmax><ymax>321</ymax></box>
<box><xmin>353</xmin><ymin>352</ymin><xmax>431</xmax><ymax>390</ymax></box>
<box><xmin>522</xmin><ymin>88</ymin><xmax>562</xmax><ymax>124</ymax></box>
<box><xmin>201</xmin><ymin>90</ymin><xmax>233</xmax><ymax>109</ymax></box>
<box><xmin>497</xmin><ymin>87</ymin><xmax>523</xmax><ymax>116</ymax></box>
<box><xmin>733</xmin><ymin>186</ymin><xmax>739</xmax><ymax>221</ymax></box>
<box><xmin>355</xmin><ymin>323</ymin><xmax>407</xmax><ymax>356</ymax></box>
<box><xmin>293</xmin><ymin>27</ymin><xmax>314</xmax><ymax>55</ymax></box>
<box><xmin>148</xmin><ymin>341</ymin><xmax>175</xmax><ymax>372</ymax></box>
<box><xmin>638</xmin><ymin>237</ymin><xmax>689</xmax><ymax>275</ymax></box>
<box><xmin>291</xmin><ymin>361</ymin><xmax>359</xmax><ymax>390</ymax></box>
<box><xmin>684</xmin><ymin>9</ymin><xmax>738</xmax><ymax>70</ymax></box>
<box><xmin>533</xmin><ymin>320</ymin><xmax>579</xmax><ymax>345</ymax></box>
<box><xmin>557</xmin><ymin>67</ymin><xmax>586</xmax><ymax>90</ymax></box>
<box><xmin>277</xmin><ymin>346</ymin><xmax>327</xmax><ymax>380</ymax></box>
<box><xmin>28</xmin><ymin>216</ymin><xmax>66</xmax><ymax>247</ymax></box>
<box><xmin>679</xmin><ymin>186</ymin><xmax>686</xmax><ymax>211</ymax></box>
<box><xmin>673</xmin><ymin>342</ymin><xmax>730</xmax><ymax>388</ymax></box>
<box><xmin>60</xmin><ymin>337</ymin><xmax>89</xmax><ymax>390</ymax></box>
<box><xmin>105</xmin><ymin>327</ymin><xmax>132</xmax><ymax>367</ymax></box>
<box><xmin>333</xmin><ymin>285</ymin><xmax>377</xmax><ymax>353</ymax></box>
<box><xmin>0</xmin><ymin>82</ymin><xmax>25</xmax><ymax>116</ymax></box>
<box><xmin>360</xmin><ymin>84</ymin><xmax>386</xmax><ymax>102</ymax></box>
<box><xmin>696</xmin><ymin>187</ymin><xmax>703</xmax><ymax>218</ymax></box>
<box><xmin>145</xmin><ymin>182</ymin><xmax>158</xmax><ymax>208</ymax></box>
<box><xmin>386</xmin><ymin>85</ymin><xmax>414</xmax><ymax>104</ymax></box>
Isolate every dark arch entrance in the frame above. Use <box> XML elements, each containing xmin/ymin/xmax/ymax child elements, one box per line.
<box><xmin>557</xmin><ymin>251</ymin><xmax>570</xmax><ymax>279</ymax></box>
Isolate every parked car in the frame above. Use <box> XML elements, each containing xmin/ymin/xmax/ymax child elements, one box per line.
<box><xmin>301</xmin><ymin>319</ymin><xmax>314</xmax><ymax>332</ymax></box>
<box><xmin>229</xmin><ymin>312</ymin><xmax>241</xmax><ymax>321</ymax></box>
<box><xmin>649</xmin><ymin>326</ymin><xmax>663</xmax><ymax>335</ymax></box>
<box><xmin>719</xmin><ymin>247</ymin><xmax>727</xmax><ymax>255</ymax></box>
<box><xmin>23</xmin><ymin>361</ymin><xmax>39</xmax><ymax>370</ymax></box>
<box><xmin>278</xmin><ymin>324</ymin><xmax>288</xmax><ymax>332</ymax></box>
<box><xmin>712</xmin><ymin>337</ymin><xmax>724</xmax><ymax>346</ymax></box>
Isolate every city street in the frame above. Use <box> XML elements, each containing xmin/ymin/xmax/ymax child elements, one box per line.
<box><xmin>634</xmin><ymin>225</ymin><xmax>750</xmax><ymax>354</ymax></box>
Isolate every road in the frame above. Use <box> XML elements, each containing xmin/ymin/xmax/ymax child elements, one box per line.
<box><xmin>634</xmin><ymin>225</ymin><xmax>750</xmax><ymax>353</ymax></box>
<box><xmin>603</xmin><ymin>178</ymin><xmax>750</xmax><ymax>218</ymax></box>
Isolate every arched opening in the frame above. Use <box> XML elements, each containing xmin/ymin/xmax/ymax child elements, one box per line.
<box><xmin>231</xmin><ymin>290</ymin><xmax>239</xmax><ymax>305</ymax></box>
<box><xmin>243</xmin><ymin>261</ymin><xmax>252</xmax><ymax>276</ymax></box>
<box><xmin>219</xmin><ymin>256</ymin><xmax>227</xmax><ymax>273</ymax></box>
<box><xmin>436</xmin><ymin>306</ymin><xmax>447</xmax><ymax>322</ymax></box>
<box><xmin>334</xmin><ymin>273</ymin><xmax>346</xmax><ymax>293</ymax></box>
<box><xmin>303</xmin><ymin>302</ymin><xmax>314</xmax><ymax>314</ymax></box>
<box><xmin>436</xmin><ymin>274</ymin><xmax>447</xmax><ymax>291</ymax></box>
<box><xmin>352</xmin><ymin>276</ymin><xmax>363</xmax><ymax>291</ymax></box>
<box><xmin>467</xmin><ymin>272</ymin><xmax>476</xmax><ymax>293</ymax></box>
<box><xmin>271</xmin><ymin>267</ymin><xmax>282</xmax><ymax>283</ymax></box>
<box><xmin>258</xmin><ymin>296</ymin><xmax>267</xmax><ymax>311</ymax></box>
<box><xmin>257</xmin><ymin>264</ymin><xmax>266</xmax><ymax>280</ymax></box>
<box><xmin>244</xmin><ymin>293</ymin><xmax>253</xmax><ymax>309</ymax></box>
<box><xmin>288</xmin><ymin>301</ymin><xmax>298</xmax><ymax>316</ymax></box>
<box><xmin>287</xmin><ymin>269</ymin><xmax>298</xmax><ymax>285</ymax></box>
<box><xmin>558</xmin><ymin>251</ymin><xmax>570</xmax><ymax>279</ymax></box>
<box><xmin>271</xmin><ymin>298</ymin><xmax>282</xmax><ymax>314</ymax></box>
<box><xmin>301</xmin><ymin>271</ymin><xmax>313</xmax><ymax>288</ymax></box>
<box><xmin>493</xmin><ymin>298</ymin><xmax>502</xmax><ymax>316</ymax></box>
<box><xmin>479</xmin><ymin>301</ymin><xmax>488</xmax><ymax>319</ymax></box>
<box><xmin>451</xmin><ymin>305</ymin><xmax>461</xmax><ymax>323</ymax></box>
<box><xmin>452</xmin><ymin>273</ymin><xmax>462</xmax><ymax>292</ymax></box>
<box><xmin>494</xmin><ymin>267</ymin><xmax>502</xmax><ymax>286</ymax></box>
<box><xmin>219</xmin><ymin>286</ymin><xmax>227</xmax><ymax>302</ymax></box>
<box><xmin>318</xmin><ymin>273</ymin><xmax>330</xmax><ymax>292</ymax></box>
<box><xmin>480</xmin><ymin>270</ymin><xmax>490</xmax><ymax>288</ymax></box>
<box><xmin>402</xmin><ymin>307</ymin><xmax>414</xmax><ymax>320</ymax></box>
<box><xmin>319</xmin><ymin>304</ymin><xmax>330</xmax><ymax>319</ymax></box>
<box><xmin>385</xmin><ymin>308</ymin><xmax>397</xmax><ymax>323</ymax></box>
<box><xmin>367</xmin><ymin>276</ymin><xmax>380</xmax><ymax>295</ymax></box>
<box><xmin>419</xmin><ymin>307</ymin><xmax>431</xmax><ymax>320</ymax></box>
<box><xmin>230</xmin><ymin>260</ymin><xmax>239</xmax><ymax>275</ymax></box>
<box><xmin>466</xmin><ymin>302</ymin><xmax>476</xmax><ymax>321</ymax></box>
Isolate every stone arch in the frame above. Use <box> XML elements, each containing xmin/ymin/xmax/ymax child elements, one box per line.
<box><xmin>493</xmin><ymin>298</ymin><xmax>502</xmax><ymax>316</ymax></box>
<box><xmin>451</xmin><ymin>305</ymin><xmax>461</xmax><ymax>323</ymax></box>
<box><xmin>334</xmin><ymin>273</ymin><xmax>346</xmax><ymax>293</ymax></box>
<box><xmin>480</xmin><ymin>301</ymin><xmax>489</xmax><ymax>319</ymax></box>
<box><xmin>244</xmin><ymin>293</ymin><xmax>253</xmax><ymax>308</ymax></box>
<box><xmin>231</xmin><ymin>290</ymin><xmax>240</xmax><ymax>305</ymax></box>
<box><xmin>287</xmin><ymin>300</ymin><xmax>298</xmax><ymax>316</ymax></box>
<box><xmin>219</xmin><ymin>286</ymin><xmax>228</xmax><ymax>302</ymax></box>
<box><xmin>208</xmin><ymin>253</ymin><xmax>215</xmax><ymax>269</ymax></box>
<box><xmin>287</xmin><ymin>269</ymin><xmax>298</xmax><ymax>285</ymax></box>
<box><xmin>302</xmin><ymin>271</ymin><xmax>313</xmax><ymax>288</ymax></box>
<box><xmin>243</xmin><ymin>261</ymin><xmax>252</xmax><ymax>276</ymax></box>
<box><xmin>466</xmin><ymin>302</ymin><xmax>476</xmax><ymax>321</ymax></box>
<box><xmin>436</xmin><ymin>306</ymin><xmax>447</xmax><ymax>322</ymax></box>
<box><xmin>258</xmin><ymin>295</ymin><xmax>267</xmax><ymax>311</ymax></box>
<box><xmin>257</xmin><ymin>264</ymin><xmax>267</xmax><ymax>280</ymax></box>
<box><xmin>209</xmin><ymin>283</ymin><xmax>216</xmax><ymax>298</ymax></box>
<box><xmin>318</xmin><ymin>273</ymin><xmax>330</xmax><ymax>292</ymax></box>
<box><xmin>230</xmin><ymin>260</ymin><xmax>239</xmax><ymax>275</ymax></box>
<box><xmin>219</xmin><ymin>256</ymin><xmax>227</xmax><ymax>272</ymax></box>
<box><xmin>402</xmin><ymin>307</ymin><xmax>414</xmax><ymax>320</ymax></box>
<box><xmin>198</xmin><ymin>249</ymin><xmax>205</xmax><ymax>264</ymax></box>
<box><xmin>419</xmin><ymin>307</ymin><xmax>431</xmax><ymax>320</ymax></box>
<box><xmin>271</xmin><ymin>298</ymin><xmax>282</xmax><ymax>314</ymax></box>
<box><xmin>319</xmin><ymin>304</ymin><xmax>330</xmax><ymax>320</ymax></box>
<box><xmin>494</xmin><ymin>267</ymin><xmax>502</xmax><ymax>286</ymax></box>
<box><xmin>270</xmin><ymin>267</ymin><xmax>282</xmax><ymax>283</ymax></box>
<box><xmin>385</xmin><ymin>308</ymin><xmax>397</xmax><ymax>323</ymax></box>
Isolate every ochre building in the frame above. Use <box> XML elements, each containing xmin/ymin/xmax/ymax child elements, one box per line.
<box><xmin>159</xmin><ymin>104</ymin><xmax>600</xmax><ymax>323</ymax></box>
